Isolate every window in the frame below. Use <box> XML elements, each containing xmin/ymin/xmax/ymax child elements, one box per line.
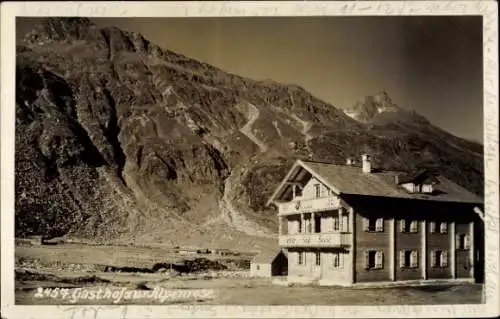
<box><xmin>256</xmin><ymin>265</ymin><xmax>260</xmax><ymax>270</ymax></box>
<box><xmin>298</xmin><ymin>252</ymin><xmax>303</xmax><ymax>265</ymax></box>
<box><xmin>399</xmin><ymin>250</ymin><xmax>419</xmax><ymax>268</ymax></box>
<box><xmin>306</xmin><ymin>218</ymin><xmax>312</xmax><ymax>233</ymax></box>
<box><xmin>332</xmin><ymin>252</ymin><xmax>343</xmax><ymax>268</ymax></box>
<box><xmin>364</xmin><ymin>217</ymin><xmax>384</xmax><ymax>232</ymax></box>
<box><xmin>314</xmin><ymin>215</ymin><xmax>321</xmax><ymax>233</ymax></box>
<box><xmin>298</xmin><ymin>219</ymin><xmax>302</xmax><ymax>233</ymax></box>
<box><xmin>333</xmin><ymin>217</ymin><xmax>340</xmax><ymax>231</ymax></box>
<box><xmin>430</xmin><ymin>222</ymin><xmax>447</xmax><ymax>234</ymax></box>
<box><xmin>431</xmin><ymin>250</ymin><xmax>448</xmax><ymax>268</ymax></box>
<box><xmin>457</xmin><ymin>234</ymin><xmax>470</xmax><ymax>250</ymax></box>
<box><xmin>341</xmin><ymin>214</ymin><xmax>349</xmax><ymax>232</ymax></box>
<box><xmin>400</xmin><ymin>220</ymin><xmax>419</xmax><ymax>233</ymax></box>
<box><xmin>314</xmin><ymin>184</ymin><xmax>321</xmax><ymax>198</ymax></box>
<box><xmin>294</xmin><ymin>185</ymin><xmax>303</xmax><ymax>197</ymax></box>
<box><xmin>439</xmin><ymin>222</ymin><xmax>448</xmax><ymax>234</ymax></box>
<box><xmin>422</xmin><ymin>184</ymin><xmax>433</xmax><ymax>193</ymax></box>
<box><xmin>410</xmin><ymin>220</ymin><xmax>418</xmax><ymax>232</ymax></box>
<box><xmin>315</xmin><ymin>252</ymin><xmax>321</xmax><ymax>266</ymax></box>
<box><xmin>365</xmin><ymin>250</ymin><xmax>383</xmax><ymax>269</ymax></box>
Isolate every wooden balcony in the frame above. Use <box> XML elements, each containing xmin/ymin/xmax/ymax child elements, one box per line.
<box><xmin>278</xmin><ymin>196</ymin><xmax>341</xmax><ymax>216</ymax></box>
<box><xmin>279</xmin><ymin>232</ymin><xmax>351</xmax><ymax>248</ymax></box>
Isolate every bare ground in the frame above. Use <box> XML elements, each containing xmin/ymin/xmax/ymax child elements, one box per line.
<box><xmin>14</xmin><ymin>242</ymin><xmax>483</xmax><ymax>305</ymax></box>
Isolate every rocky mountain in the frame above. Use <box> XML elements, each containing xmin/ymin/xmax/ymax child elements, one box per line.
<box><xmin>15</xmin><ymin>18</ymin><xmax>484</xmax><ymax>250</ymax></box>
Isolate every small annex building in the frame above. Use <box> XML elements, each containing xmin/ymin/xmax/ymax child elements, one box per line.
<box><xmin>250</xmin><ymin>248</ymin><xmax>288</xmax><ymax>277</ymax></box>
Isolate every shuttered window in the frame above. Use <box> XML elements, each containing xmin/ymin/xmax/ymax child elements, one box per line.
<box><xmin>400</xmin><ymin>220</ymin><xmax>418</xmax><ymax>233</ymax></box>
<box><xmin>440</xmin><ymin>222</ymin><xmax>448</xmax><ymax>234</ymax></box>
<box><xmin>457</xmin><ymin>234</ymin><xmax>471</xmax><ymax>250</ymax></box>
<box><xmin>298</xmin><ymin>252</ymin><xmax>303</xmax><ymax>265</ymax></box>
<box><xmin>364</xmin><ymin>217</ymin><xmax>384</xmax><ymax>232</ymax></box>
<box><xmin>315</xmin><ymin>252</ymin><xmax>321</xmax><ymax>266</ymax></box>
<box><xmin>410</xmin><ymin>221</ymin><xmax>419</xmax><ymax>233</ymax></box>
<box><xmin>431</xmin><ymin>250</ymin><xmax>448</xmax><ymax>268</ymax></box>
<box><xmin>399</xmin><ymin>250</ymin><xmax>419</xmax><ymax>268</ymax></box>
<box><xmin>363</xmin><ymin>218</ymin><xmax>369</xmax><ymax>231</ymax></box>
<box><xmin>400</xmin><ymin>220</ymin><xmax>406</xmax><ymax>233</ymax></box>
<box><xmin>430</xmin><ymin>222</ymin><xmax>448</xmax><ymax>234</ymax></box>
<box><xmin>440</xmin><ymin>251</ymin><xmax>448</xmax><ymax>267</ymax></box>
<box><xmin>375</xmin><ymin>251</ymin><xmax>383</xmax><ymax>268</ymax></box>
<box><xmin>430</xmin><ymin>222</ymin><xmax>436</xmax><ymax>233</ymax></box>
<box><xmin>365</xmin><ymin>250</ymin><xmax>383</xmax><ymax>269</ymax></box>
<box><xmin>464</xmin><ymin>235</ymin><xmax>471</xmax><ymax>249</ymax></box>
<box><xmin>399</xmin><ymin>251</ymin><xmax>406</xmax><ymax>268</ymax></box>
<box><xmin>410</xmin><ymin>251</ymin><xmax>419</xmax><ymax>268</ymax></box>
<box><xmin>430</xmin><ymin>250</ymin><xmax>436</xmax><ymax>267</ymax></box>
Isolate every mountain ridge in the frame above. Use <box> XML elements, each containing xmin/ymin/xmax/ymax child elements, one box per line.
<box><xmin>15</xmin><ymin>18</ymin><xmax>483</xmax><ymax>249</ymax></box>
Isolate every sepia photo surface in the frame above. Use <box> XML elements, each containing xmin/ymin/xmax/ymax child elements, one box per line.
<box><xmin>1</xmin><ymin>1</ymin><xmax>499</xmax><ymax>318</ymax></box>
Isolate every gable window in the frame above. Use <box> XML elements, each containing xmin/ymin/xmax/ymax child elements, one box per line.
<box><xmin>365</xmin><ymin>250</ymin><xmax>384</xmax><ymax>269</ymax></box>
<box><xmin>457</xmin><ymin>234</ymin><xmax>471</xmax><ymax>250</ymax></box>
<box><xmin>298</xmin><ymin>252</ymin><xmax>303</xmax><ymax>265</ymax></box>
<box><xmin>333</xmin><ymin>252</ymin><xmax>343</xmax><ymax>268</ymax></box>
<box><xmin>364</xmin><ymin>217</ymin><xmax>384</xmax><ymax>232</ymax></box>
<box><xmin>314</xmin><ymin>184</ymin><xmax>321</xmax><ymax>198</ymax></box>
<box><xmin>399</xmin><ymin>250</ymin><xmax>419</xmax><ymax>268</ymax></box>
<box><xmin>315</xmin><ymin>252</ymin><xmax>321</xmax><ymax>266</ymax></box>
<box><xmin>295</xmin><ymin>185</ymin><xmax>303</xmax><ymax>197</ymax></box>
<box><xmin>400</xmin><ymin>220</ymin><xmax>419</xmax><ymax>233</ymax></box>
<box><xmin>431</xmin><ymin>250</ymin><xmax>448</xmax><ymax>268</ymax></box>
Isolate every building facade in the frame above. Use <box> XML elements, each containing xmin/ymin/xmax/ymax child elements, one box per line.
<box><xmin>267</xmin><ymin>156</ymin><xmax>484</xmax><ymax>286</ymax></box>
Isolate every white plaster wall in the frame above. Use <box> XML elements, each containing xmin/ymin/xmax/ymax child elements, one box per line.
<box><xmin>250</xmin><ymin>263</ymin><xmax>272</xmax><ymax>277</ymax></box>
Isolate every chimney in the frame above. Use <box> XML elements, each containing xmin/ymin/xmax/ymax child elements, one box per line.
<box><xmin>361</xmin><ymin>154</ymin><xmax>371</xmax><ymax>173</ymax></box>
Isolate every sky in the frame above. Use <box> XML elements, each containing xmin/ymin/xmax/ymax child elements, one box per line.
<box><xmin>17</xmin><ymin>16</ymin><xmax>483</xmax><ymax>143</ymax></box>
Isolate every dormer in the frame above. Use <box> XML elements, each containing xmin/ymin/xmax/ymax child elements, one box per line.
<box><xmin>395</xmin><ymin>169</ymin><xmax>440</xmax><ymax>194</ymax></box>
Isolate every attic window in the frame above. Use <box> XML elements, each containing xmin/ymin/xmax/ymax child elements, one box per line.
<box><xmin>397</xmin><ymin>170</ymin><xmax>439</xmax><ymax>194</ymax></box>
<box><xmin>314</xmin><ymin>184</ymin><xmax>321</xmax><ymax>198</ymax></box>
<box><xmin>421</xmin><ymin>184</ymin><xmax>434</xmax><ymax>194</ymax></box>
<box><xmin>401</xmin><ymin>182</ymin><xmax>434</xmax><ymax>194</ymax></box>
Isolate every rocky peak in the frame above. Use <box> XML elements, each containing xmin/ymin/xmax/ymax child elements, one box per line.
<box><xmin>372</xmin><ymin>90</ymin><xmax>395</xmax><ymax>108</ymax></box>
<box><xmin>344</xmin><ymin>91</ymin><xmax>421</xmax><ymax>124</ymax></box>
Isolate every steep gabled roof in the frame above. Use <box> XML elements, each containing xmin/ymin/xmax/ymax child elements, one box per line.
<box><xmin>267</xmin><ymin>160</ymin><xmax>483</xmax><ymax>205</ymax></box>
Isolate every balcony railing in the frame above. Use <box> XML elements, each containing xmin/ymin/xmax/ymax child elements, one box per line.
<box><xmin>278</xmin><ymin>196</ymin><xmax>341</xmax><ymax>216</ymax></box>
<box><xmin>279</xmin><ymin>232</ymin><xmax>351</xmax><ymax>248</ymax></box>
